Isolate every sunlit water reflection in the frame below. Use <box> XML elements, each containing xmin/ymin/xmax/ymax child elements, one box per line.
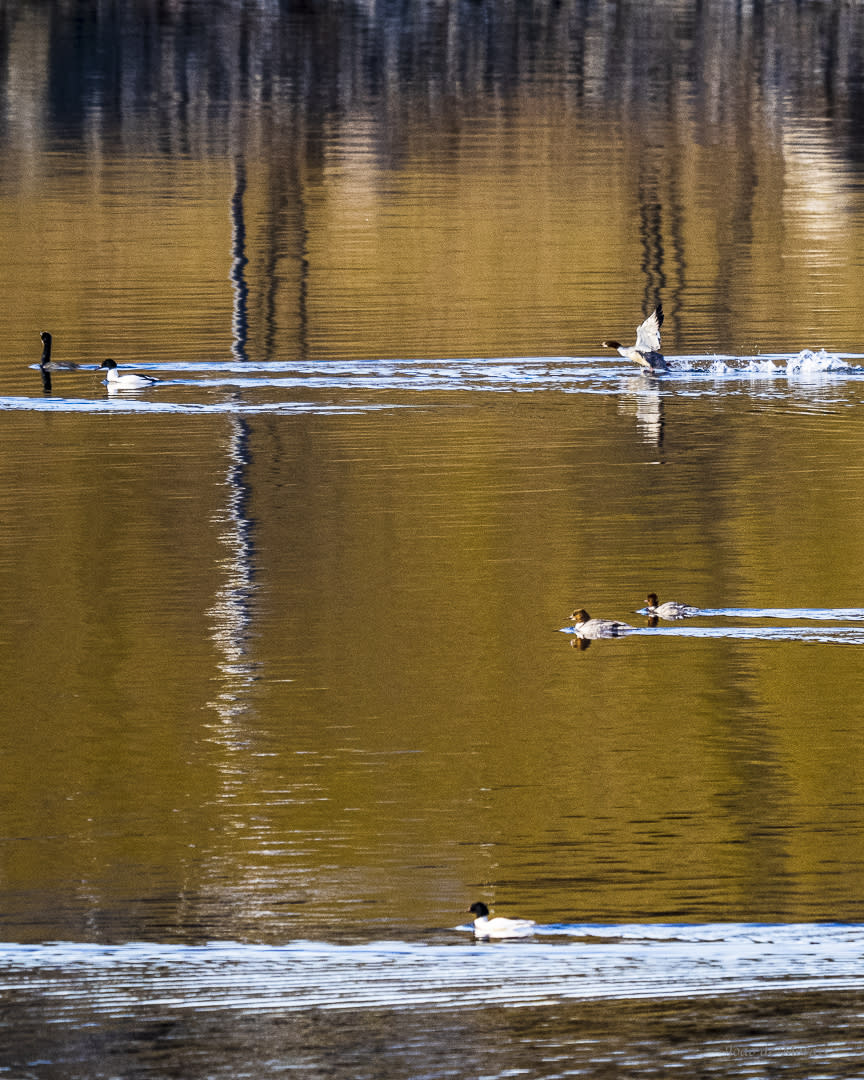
<box><xmin>3</xmin><ymin>924</ymin><xmax>863</xmax><ymax>1014</ymax></box>
<box><xmin>3</xmin><ymin>928</ymin><xmax>863</xmax><ymax>1078</ymax></box>
<box><xmin>6</xmin><ymin>1</ymin><xmax>864</xmax><ymax>1076</ymax></box>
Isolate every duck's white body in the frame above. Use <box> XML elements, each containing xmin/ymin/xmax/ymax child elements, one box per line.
<box><xmin>569</xmin><ymin>609</ymin><xmax>634</xmax><ymax>639</ymax></box>
<box><xmin>603</xmin><ymin>305</ymin><xmax>668</xmax><ymax>374</ymax></box>
<box><xmin>100</xmin><ymin>359</ymin><xmax>159</xmax><ymax>389</ymax></box>
<box><xmin>469</xmin><ymin>902</ymin><xmax>535</xmax><ymax>939</ymax></box>
<box><xmin>645</xmin><ymin>593</ymin><xmax>698</xmax><ymax>619</ymax></box>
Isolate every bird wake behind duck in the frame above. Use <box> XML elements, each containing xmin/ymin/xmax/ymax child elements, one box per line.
<box><xmin>603</xmin><ymin>305</ymin><xmax>668</xmax><ymax>374</ymax></box>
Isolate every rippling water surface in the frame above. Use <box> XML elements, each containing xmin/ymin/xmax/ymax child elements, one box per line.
<box><xmin>3</xmin><ymin>928</ymin><xmax>864</xmax><ymax>1077</ymax></box>
<box><xmin>3</xmin><ymin>1</ymin><xmax>864</xmax><ymax>1077</ymax></box>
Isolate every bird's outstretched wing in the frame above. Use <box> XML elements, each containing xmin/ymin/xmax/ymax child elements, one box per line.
<box><xmin>635</xmin><ymin>305</ymin><xmax>663</xmax><ymax>353</ymax></box>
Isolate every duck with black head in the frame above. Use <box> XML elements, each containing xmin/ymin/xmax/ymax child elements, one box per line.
<box><xmin>603</xmin><ymin>305</ymin><xmax>667</xmax><ymax>374</ymax></box>
<box><xmin>100</xmin><ymin>359</ymin><xmax>160</xmax><ymax>390</ymax></box>
<box><xmin>39</xmin><ymin>331</ymin><xmax>80</xmax><ymax>371</ymax></box>
<box><xmin>469</xmin><ymin>901</ymin><xmax>536</xmax><ymax>939</ymax></box>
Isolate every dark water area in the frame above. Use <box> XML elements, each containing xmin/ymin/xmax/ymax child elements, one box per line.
<box><xmin>3</xmin><ymin>2</ymin><xmax>864</xmax><ymax>1077</ymax></box>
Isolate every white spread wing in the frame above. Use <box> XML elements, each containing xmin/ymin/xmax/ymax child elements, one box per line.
<box><xmin>635</xmin><ymin>306</ymin><xmax>663</xmax><ymax>353</ymax></box>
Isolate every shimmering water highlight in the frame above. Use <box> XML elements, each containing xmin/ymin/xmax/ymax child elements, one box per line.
<box><xmin>2</xmin><ymin>924</ymin><xmax>863</xmax><ymax>1015</ymax></box>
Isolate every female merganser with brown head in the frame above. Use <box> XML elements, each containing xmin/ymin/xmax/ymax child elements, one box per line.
<box><xmin>569</xmin><ymin>609</ymin><xmax>634</xmax><ymax>638</ymax></box>
<box><xmin>645</xmin><ymin>593</ymin><xmax>699</xmax><ymax>619</ymax></box>
<box><xmin>469</xmin><ymin>901</ymin><xmax>535</xmax><ymax>939</ymax></box>
<box><xmin>603</xmin><ymin>305</ymin><xmax>667</xmax><ymax>374</ymax></box>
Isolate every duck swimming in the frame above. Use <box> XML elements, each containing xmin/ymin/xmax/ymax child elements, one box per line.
<box><xmin>100</xmin><ymin>359</ymin><xmax>160</xmax><ymax>389</ymax></box>
<box><xmin>569</xmin><ymin>609</ymin><xmax>634</xmax><ymax>638</ymax></box>
<box><xmin>39</xmin><ymin>331</ymin><xmax>80</xmax><ymax>371</ymax></box>
<box><xmin>469</xmin><ymin>901</ymin><xmax>536</xmax><ymax>939</ymax></box>
<box><xmin>603</xmin><ymin>305</ymin><xmax>668</xmax><ymax>374</ymax></box>
<box><xmin>645</xmin><ymin>593</ymin><xmax>699</xmax><ymax>619</ymax></box>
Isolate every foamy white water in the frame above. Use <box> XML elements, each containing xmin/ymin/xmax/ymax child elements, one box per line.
<box><xmin>1</xmin><ymin>924</ymin><xmax>862</xmax><ymax>1015</ymax></box>
<box><xmin>9</xmin><ymin>349</ymin><xmax>864</xmax><ymax>415</ymax></box>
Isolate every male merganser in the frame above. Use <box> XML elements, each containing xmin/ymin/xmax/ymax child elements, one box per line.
<box><xmin>100</xmin><ymin>358</ymin><xmax>160</xmax><ymax>389</ymax></box>
<box><xmin>469</xmin><ymin>901</ymin><xmax>536</xmax><ymax>939</ymax></box>
<box><xmin>569</xmin><ymin>609</ymin><xmax>634</xmax><ymax>638</ymax></box>
<box><xmin>645</xmin><ymin>593</ymin><xmax>699</xmax><ymax>619</ymax></box>
<box><xmin>603</xmin><ymin>305</ymin><xmax>668</xmax><ymax>374</ymax></box>
<box><xmin>39</xmin><ymin>331</ymin><xmax>80</xmax><ymax>371</ymax></box>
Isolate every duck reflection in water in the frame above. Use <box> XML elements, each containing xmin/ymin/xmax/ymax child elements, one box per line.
<box><xmin>619</xmin><ymin>379</ymin><xmax>665</xmax><ymax>448</ymax></box>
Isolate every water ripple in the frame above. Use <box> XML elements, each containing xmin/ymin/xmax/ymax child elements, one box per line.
<box><xmin>562</xmin><ymin>624</ymin><xmax>864</xmax><ymax>645</ymax></box>
<box><xmin>630</xmin><ymin>607</ymin><xmax>864</xmax><ymax>621</ymax></box>
<box><xmin>0</xmin><ymin>395</ymin><xmax>409</xmax><ymax>415</ymax></box>
<box><xmin>12</xmin><ymin>350</ymin><xmax>864</xmax><ymax>414</ymax></box>
<box><xmin>1</xmin><ymin>924</ymin><xmax>862</xmax><ymax>1016</ymax></box>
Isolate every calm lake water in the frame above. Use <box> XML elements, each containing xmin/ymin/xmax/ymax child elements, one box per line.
<box><xmin>3</xmin><ymin>1</ymin><xmax>864</xmax><ymax>1076</ymax></box>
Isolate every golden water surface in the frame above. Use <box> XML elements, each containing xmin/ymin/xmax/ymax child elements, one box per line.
<box><xmin>2</xmin><ymin>1</ymin><xmax>864</xmax><ymax>1075</ymax></box>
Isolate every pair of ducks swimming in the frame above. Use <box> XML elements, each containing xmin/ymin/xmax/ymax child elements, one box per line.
<box><xmin>39</xmin><ymin>331</ymin><xmax>159</xmax><ymax>389</ymax></box>
<box><xmin>569</xmin><ymin>593</ymin><xmax>698</xmax><ymax>638</ymax></box>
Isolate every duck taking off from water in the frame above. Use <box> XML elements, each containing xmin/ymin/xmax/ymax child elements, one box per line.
<box><xmin>569</xmin><ymin>609</ymin><xmax>634</xmax><ymax>639</ymax></box>
<box><xmin>39</xmin><ymin>331</ymin><xmax>80</xmax><ymax>371</ymax></box>
<box><xmin>469</xmin><ymin>901</ymin><xmax>536</xmax><ymax>939</ymax></box>
<box><xmin>603</xmin><ymin>305</ymin><xmax>667</xmax><ymax>374</ymax></box>
<box><xmin>100</xmin><ymin>358</ymin><xmax>160</xmax><ymax>390</ymax></box>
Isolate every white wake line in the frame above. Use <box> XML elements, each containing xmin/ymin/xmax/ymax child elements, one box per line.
<box><xmin>25</xmin><ymin>350</ymin><xmax>864</xmax><ymax>373</ymax></box>
<box><xmin>642</xmin><ymin>608</ymin><xmax>864</xmax><ymax>621</ymax></box>
<box><xmin>0</xmin><ymin>396</ymin><xmax>414</xmax><ymax>415</ymax></box>
<box><xmin>638</xmin><ymin>625</ymin><xmax>864</xmax><ymax>642</ymax></box>
<box><xmin>22</xmin><ymin>351</ymin><xmax>864</xmax><ymax>387</ymax></box>
<box><xmin>2</xmin><ymin>930</ymin><xmax>863</xmax><ymax>1014</ymax></box>
<box><xmin>561</xmin><ymin>626</ymin><xmax>864</xmax><ymax>644</ymax></box>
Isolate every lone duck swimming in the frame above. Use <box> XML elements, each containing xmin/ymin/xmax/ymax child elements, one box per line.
<box><xmin>469</xmin><ymin>901</ymin><xmax>536</xmax><ymax>939</ymax></box>
<box><xmin>100</xmin><ymin>359</ymin><xmax>160</xmax><ymax>389</ymax></box>
<box><xmin>569</xmin><ymin>609</ymin><xmax>634</xmax><ymax>638</ymax></box>
<box><xmin>603</xmin><ymin>305</ymin><xmax>667</xmax><ymax>374</ymax></box>
<box><xmin>645</xmin><ymin>593</ymin><xmax>699</xmax><ymax>619</ymax></box>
